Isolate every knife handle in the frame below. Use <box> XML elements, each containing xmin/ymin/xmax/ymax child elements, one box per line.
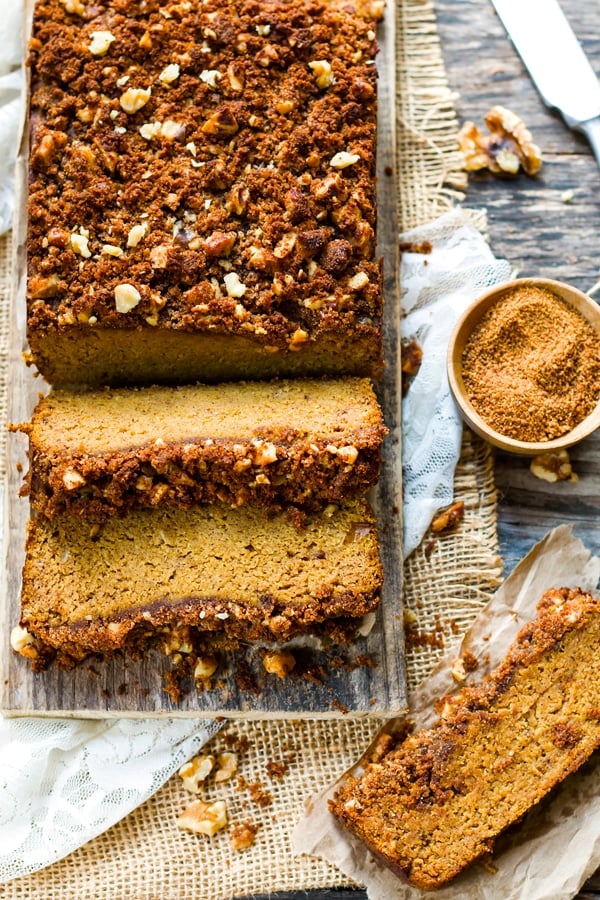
<box><xmin>579</xmin><ymin>117</ymin><xmax>600</xmax><ymax>172</ymax></box>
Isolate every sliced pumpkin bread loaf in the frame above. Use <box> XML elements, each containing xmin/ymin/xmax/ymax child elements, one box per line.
<box><xmin>16</xmin><ymin>377</ymin><xmax>386</xmax><ymax>521</ymax></box>
<box><xmin>16</xmin><ymin>497</ymin><xmax>383</xmax><ymax>668</ymax></box>
<box><xmin>330</xmin><ymin>587</ymin><xmax>600</xmax><ymax>889</ymax></box>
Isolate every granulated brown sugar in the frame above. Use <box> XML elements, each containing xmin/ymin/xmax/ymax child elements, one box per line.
<box><xmin>461</xmin><ymin>285</ymin><xmax>600</xmax><ymax>442</ymax></box>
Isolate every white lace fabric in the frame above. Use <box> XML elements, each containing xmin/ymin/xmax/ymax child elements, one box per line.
<box><xmin>0</xmin><ymin>717</ymin><xmax>221</xmax><ymax>881</ymax></box>
<box><xmin>400</xmin><ymin>209</ymin><xmax>511</xmax><ymax>555</ymax></box>
<box><xmin>0</xmin><ymin>0</ymin><xmax>23</xmax><ymax>236</ymax></box>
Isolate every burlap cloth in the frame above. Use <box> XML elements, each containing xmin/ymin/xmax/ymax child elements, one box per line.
<box><xmin>0</xmin><ymin>1</ymin><xmax>505</xmax><ymax>896</ymax></box>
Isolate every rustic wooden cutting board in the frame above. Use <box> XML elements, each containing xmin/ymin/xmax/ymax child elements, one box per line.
<box><xmin>0</xmin><ymin>7</ymin><xmax>406</xmax><ymax>718</ymax></box>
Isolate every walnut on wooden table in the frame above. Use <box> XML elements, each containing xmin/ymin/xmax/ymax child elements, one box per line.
<box><xmin>458</xmin><ymin>105</ymin><xmax>542</xmax><ymax>176</ymax></box>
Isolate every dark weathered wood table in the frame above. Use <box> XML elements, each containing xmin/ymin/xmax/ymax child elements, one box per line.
<box><xmin>242</xmin><ymin>1</ymin><xmax>600</xmax><ymax>896</ymax></box>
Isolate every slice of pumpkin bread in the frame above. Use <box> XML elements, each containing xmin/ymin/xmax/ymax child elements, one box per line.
<box><xmin>15</xmin><ymin>377</ymin><xmax>386</xmax><ymax>521</ymax></box>
<box><xmin>16</xmin><ymin>497</ymin><xmax>382</xmax><ymax>668</ymax></box>
<box><xmin>330</xmin><ymin>587</ymin><xmax>600</xmax><ymax>889</ymax></box>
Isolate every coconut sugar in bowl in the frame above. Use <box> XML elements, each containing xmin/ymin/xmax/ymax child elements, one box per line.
<box><xmin>447</xmin><ymin>278</ymin><xmax>600</xmax><ymax>454</ymax></box>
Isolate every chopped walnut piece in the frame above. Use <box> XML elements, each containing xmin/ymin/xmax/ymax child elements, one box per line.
<box><xmin>347</xmin><ymin>271</ymin><xmax>369</xmax><ymax>290</ymax></box>
<box><xmin>274</xmin><ymin>232</ymin><xmax>297</xmax><ymax>259</ymax></box>
<box><xmin>204</xmin><ymin>231</ymin><xmax>236</xmax><ymax>257</ymax></box>
<box><xmin>127</xmin><ymin>223</ymin><xmax>148</xmax><ymax>248</ymax></box>
<box><xmin>30</xmin><ymin>131</ymin><xmax>62</xmax><ymax>172</ymax></box>
<box><xmin>214</xmin><ymin>752</ymin><xmax>238</xmax><ymax>782</ymax></box>
<box><xmin>431</xmin><ymin>500</ymin><xmax>465</xmax><ymax>534</ymax></box>
<box><xmin>89</xmin><ymin>30</ymin><xmax>115</xmax><ymax>56</ymax></box>
<box><xmin>311</xmin><ymin>171</ymin><xmax>344</xmax><ymax>201</ymax></box>
<box><xmin>336</xmin><ymin>445</ymin><xmax>359</xmax><ymax>465</ymax></box>
<box><xmin>230</xmin><ymin>821</ymin><xmax>259</xmax><ymax>851</ymax></box>
<box><xmin>357</xmin><ymin>0</ymin><xmax>385</xmax><ymax>19</ymax></box>
<box><xmin>114</xmin><ymin>283</ymin><xmax>142</xmax><ymax>313</ymax></box>
<box><xmin>159</xmin><ymin>63</ymin><xmax>180</xmax><ymax>84</ymax></box>
<box><xmin>69</xmin><ymin>232</ymin><xmax>91</xmax><ymax>259</ymax></box>
<box><xmin>458</xmin><ymin>106</ymin><xmax>542</xmax><ymax>176</ymax></box>
<box><xmin>226</xmin><ymin>62</ymin><xmax>244</xmax><ymax>91</ymax></box>
<box><xmin>223</xmin><ymin>272</ymin><xmax>247</xmax><ymax>297</ymax></box>
<box><xmin>62</xmin><ymin>468</ymin><xmax>86</xmax><ymax>490</ymax></box>
<box><xmin>262</xmin><ymin>649</ymin><xmax>296</xmax><ymax>678</ymax></box>
<box><xmin>102</xmin><ymin>243</ymin><xmax>124</xmax><ymax>258</ymax></box>
<box><xmin>252</xmin><ymin>439</ymin><xmax>278</xmax><ymax>466</ymax></box>
<box><xmin>60</xmin><ymin>0</ymin><xmax>85</xmax><ymax>14</ymax></box>
<box><xmin>450</xmin><ymin>657</ymin><xmax>467</xmax><ymax>683</ymax></box>
<box><xmin>256</xmin><ymin>43</ymin><xmax>279</xmax><ymax>67</ymax></box>
<box><xmin>309</xmin><ymin>59</ymin><xmax>334</xmax><ymax>89</ymax></box>
<box><xmin>139</xmin><ymin>30</ymin><xmax>153</xmax><ymax>50</ymax></box>
<box><xmin>194</xmin><ymin>654</ymin><xmax>219</xmax><ymax>679</ymax></box>
<box><xmin>226</xmin><ymin>184</ymin><xmax>250</xmax><ymax>215</ymax></box>
<box><xmin>330</xmin><ymin>150</ymin><xmax>360</xmax><ymax>169</ymax></box>
<box><xmin>140</xmin><ymin>121</ymin><xmax>162</xmax><ymax>140</ymax></box>
<box><xmin>30</xmin><ymin>274</ymin><xmax>61</xmax><ymax>299</ymax></box>
<box><xmin>530</xmin><ymin>449</ymin><xmax>579</xmax><ymax>483</ymax></box>
<box><xmin>177</xmin><ymin>799</ymin><xmax>228</xmax><ymax>836</ymax></box>
<box><xmin>201</xmin><ymin>107</ymin><xmax>239</xmax><ymax>135</ymax></box>
<box><xmin>275</xmin><ymin>99</ymin><xmax>294</xmax><ymax>114</ymax></box>
<box><xmin>200</xmin><ymin>69</ymin><xmax>221</xmax><ymax>88</ymax></box>
<box><xmin>119</xmin><ymin>87</ymin><xmax>152</xmax><ymax>114</ymax></box>
<box><xmin>10</xmin><ymin>625</ymin><xmax>35</xmax><ymax>654</ymax></box>
<box><xmin>150</xmin><ymin>245</ymin><xmax>169</xmax><ymax>268</ymax></box>
<box><xmin>289</xmin><ymin>327</ymin><xmax>309</xmax><ymax>348</ymax></box>
<box><xmin>135</xmin><ymin>474</ymin><xmax>153</xmax><ymax>491</ymax></box>
<box><xmin>160</xmin><ymin>120</ymin><xmax>185</xmax><ymax>140</ymax></box>
<box><xmin>401</xmin><ymin>338</ymin><xmax>423</xmax><ymax>375</ymax></box>
<box><xmin>178</xmin><ymin>755</ymin><xmax>215</xmax><ymax>793</ymax></box>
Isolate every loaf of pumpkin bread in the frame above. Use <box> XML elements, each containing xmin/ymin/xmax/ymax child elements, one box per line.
<box><xmin>16</xmin><ymin>377</ymin><xmax>386</xmax><ymax>521</ymax></box>
<box><xmin>330</xmin><ymin>587</ymin><xmax>600</xmax><ymax>889</ymax></box>
<box><xmin>27</xmin><ymin>0</ymin><xmax>384</xmax><ymax>386</ymax></box>
<box><xmin>16</xmin><ymin>497</ymin><xmax>382</xmax><ymax>668</ymax></box>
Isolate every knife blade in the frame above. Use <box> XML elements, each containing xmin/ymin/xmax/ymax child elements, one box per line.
<box><xmin>490</xmin><ymin>0</ymin><xmax>600</xmax><ymax>169</ymax></box>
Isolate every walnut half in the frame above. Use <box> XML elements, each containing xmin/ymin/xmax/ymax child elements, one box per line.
<box><xmin>177</xmin><ymin>799</ymin><xmax>228</xmax><ymax>836</ymax></box>
<box><xmin>458</xmin><ymin>105</ymin><xmax>542</xmax><ymax>176</ymax></box>
<box><xmin>530</xmin><ymin>449</ymin><xmax>579</xmax><ymax>483</ymax></box>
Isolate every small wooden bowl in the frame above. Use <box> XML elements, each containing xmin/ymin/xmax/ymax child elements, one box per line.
<box><xmin>447</xmin><ymin>278</ymin><xmax>600</xmax><ymax>455</ymax></box>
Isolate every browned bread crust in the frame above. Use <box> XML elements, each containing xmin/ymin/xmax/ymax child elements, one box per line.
<box><xmin>16</xmin><ymin>378</ymin><xmax>386</xmax><ymax>521</ymax></box>
<box><xmin>330</xmin><ymin>587</ymin><xmax>600</xmax><ymax>889</ymax></box>
<box><xmin>18</xmin><ymin>498</ymin><xmax>382</xmax><ymax>668</ymax></box>
<box><xmin>27</xmin><ymin>0</ymin><xmax>384</xmax><ymax>386</ymax></box>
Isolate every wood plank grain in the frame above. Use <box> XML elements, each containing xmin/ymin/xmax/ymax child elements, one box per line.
<box><xmin>434</xmin><ymin>0</ymin><xmax>600</xmax><ymax>290</ymax></box>
<box><xmin>0</xmin><ymin>6</ymin><xmax>407</xmax><ymax>719</ymax></box>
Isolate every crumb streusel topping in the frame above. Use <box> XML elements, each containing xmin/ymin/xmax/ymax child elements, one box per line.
<box><xmin>28</xmin><ymin>0</ymin><xmax>383</xmax><ymax>352</ymax></box>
